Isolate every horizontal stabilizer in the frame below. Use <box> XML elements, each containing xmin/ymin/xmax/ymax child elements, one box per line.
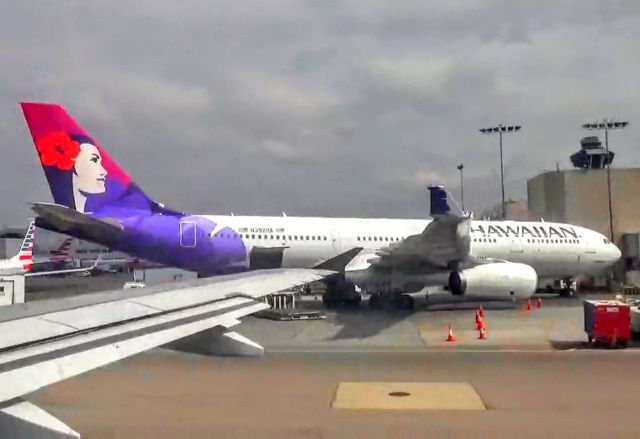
<box><xmin>31</xmin><ymin>202</ymin><xmax>123</xmax><ymax>247</ymax></box>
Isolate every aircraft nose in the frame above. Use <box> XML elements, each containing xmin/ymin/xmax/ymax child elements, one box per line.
<box><xmin>611</xmin><ymin>244</ymin><xmax>622</xmax><ymax>262</ymax></box>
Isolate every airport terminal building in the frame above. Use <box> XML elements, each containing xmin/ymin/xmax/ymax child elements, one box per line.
<box><xmin>527</xmin><ymin>168</ymin><xmax>640</xmax><ymax>281</ymax></box>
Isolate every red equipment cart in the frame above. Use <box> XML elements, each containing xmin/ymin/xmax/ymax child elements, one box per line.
<box><xmin>584</xmin><ymin>300</ymin><xmax>631</xmax><ymax>347</ymax></box>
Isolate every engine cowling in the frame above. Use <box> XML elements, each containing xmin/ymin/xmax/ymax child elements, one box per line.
<box><xmin>448</xmin><ymin>262</ymin><xmax>538</xmax><ymax>299</ymax></box>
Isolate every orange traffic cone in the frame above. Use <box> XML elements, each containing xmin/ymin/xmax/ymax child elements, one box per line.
<box><xmin>536</xmin><ymin>297</ymin><xmax>542</xmax><ymax>309</ymax></box>
<box><xmin>478</xmin><ymin>305</ymin><xmax>485</xmax><ymax>318</ymax></box>
<box><xmin>478</xmin><ymin>327</ymin><xmax>487</xmax><ymax>340</ymax></box>
<box><xmin>525</xmin><ymin>299</ymin><xmax>532</xmax><ymax>311</ymax></box>
<box><xmin>446</xmin><ymin>326</ymin><xmax>456</xmax><ymax>342</ymax></box>
<box><xmin>475</xmin><ymin>315</ymin><xmax>485</xmax><ymax>330</ymax></box>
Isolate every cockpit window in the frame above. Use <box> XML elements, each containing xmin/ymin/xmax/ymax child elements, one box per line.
<box><xmin>604</xmin><ymin>238</ymin><xmax>611</xmax><ymax>244</ymax></box>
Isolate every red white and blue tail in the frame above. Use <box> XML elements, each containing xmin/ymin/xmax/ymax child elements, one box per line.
<box><xmin>10</xmin><ymin>221</ymin><xmax>35</xmax><ymax>272</ymax></box>
<box><xmin>50</xmin><ymin>237</ymin><xmax>74</xmax><ymax>263</ymax></box>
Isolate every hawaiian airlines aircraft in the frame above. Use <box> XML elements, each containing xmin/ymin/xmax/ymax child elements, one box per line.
<box><xmin>21</xmin><ymin>103</ymin><xmax>621</xmax><ymax>308</ymax></box>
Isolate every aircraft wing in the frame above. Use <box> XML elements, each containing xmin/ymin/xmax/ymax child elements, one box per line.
<box><xmin>361</xmin><ymin>186</ymin><xmax>471</xmax><ymax>272</ymax></box>
<box><xmin>0</xmin><ymin>268</ymin><xmax>330</xmax><ymax>438</ymax></box>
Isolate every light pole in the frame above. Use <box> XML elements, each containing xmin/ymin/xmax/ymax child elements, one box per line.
<box><xmin>457</xmin><ymin>163</ymin><xmax>465</xmax><ymax>212</ymax></box>
<box><xmin>479</xmin><ymin>124</ymin><xmax>521</xmax><ymax>219</ymax></box>
<box><xmin>582</xmin><ymin>119</ymin><xmax>629</xmax><ymax>241</ymax></box>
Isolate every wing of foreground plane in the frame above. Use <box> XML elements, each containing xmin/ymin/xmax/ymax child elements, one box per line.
<box><xmin>0</xmin><ymin>268</ymin><xmax>330</xmax><ymax>438</ymax></box>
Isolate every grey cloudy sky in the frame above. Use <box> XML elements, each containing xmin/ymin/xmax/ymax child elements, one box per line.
<box><xmin>0</xmin><ymin>0</ymin><xmax>638</xmax><ymax>225</ymax></box>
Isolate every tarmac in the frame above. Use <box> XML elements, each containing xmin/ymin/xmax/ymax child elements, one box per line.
<box><xmin>25</xmin><ymin>288</ymin><xmax>640</xmax><ymax>438</ymax></box>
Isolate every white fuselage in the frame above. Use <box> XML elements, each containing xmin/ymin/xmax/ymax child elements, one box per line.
<box><xmin>203</xmin><ymin>215</ymin><xmax>621</xmax><ymax>287</ymax></box>
<box><xmin>0</xmin><ymin>260</ymin><xmax>25</xmax><ymax>276</ymax></box>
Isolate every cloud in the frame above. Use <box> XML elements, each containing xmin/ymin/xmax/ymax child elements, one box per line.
<box><xmin>0</xmin><ymin>0</ymin><xmax>638</xmax><ymax>224</ymax></box>
<box><xmin>395</xmin><ymin>169</ymin><xmax>445</xmax><ymax>189</ymax></box>
<box><xmin>233</xmin><ymin>71</ymin><xmax>337</xmax><ymax>117</ymax></box>
<box><xmin>368</xmin><ymin>57</ymin><xmax>454</xmax><ymax>98</ymax></box>
<box><xmin>261</xmin><ymin>139</ymin><xmax>302</xmax><ymax>162</ymax></box>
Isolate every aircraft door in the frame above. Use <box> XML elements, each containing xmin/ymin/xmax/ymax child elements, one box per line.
<box><xmin>581</xmin><ymin>236</ymin><xmax>597</xmax><ymax>265</ymax></box>
<box><xmin>331</xmin><ymin>230</ymin><xmax>342</xmax><ymax>253</ymax></box>
<box><xmin>510</xmin><ymin>236</ymin><xmax>523</xmax><ymax>253</ymax></box>
<box><xmin>179</xmin><ymin>221</ymin><xmax>197</xmax><ymax>248</ymax></box>
<box><xmin>509</xmin><ymin>236</ymin><xmax>524</xmax><ymax>261</ymax></box>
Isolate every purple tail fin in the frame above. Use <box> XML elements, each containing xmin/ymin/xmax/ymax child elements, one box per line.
<box><xmin>21</xmin><ymin>102</ymin><xmax>155</xmax><ymax>214</ymax></box>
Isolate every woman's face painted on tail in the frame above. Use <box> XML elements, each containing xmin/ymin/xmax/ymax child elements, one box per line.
<box><xmin>74</xmin><ymin>143</ymin><xmax>107</xmax><ymax>193</ymax></box>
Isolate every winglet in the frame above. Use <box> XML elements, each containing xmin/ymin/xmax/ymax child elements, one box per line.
<box><xmin>427</xmin><ymin>185</ymin><xmax>465</xmax><ymax>218</ymax></box>
<box><xmin>428</xmin><ymin>185</ymin><xmax>451</xmax><ymax>216</ymax></box>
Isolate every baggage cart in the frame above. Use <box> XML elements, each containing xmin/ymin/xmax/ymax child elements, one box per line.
<box><xmin>584</xmin><ymin>300</ymin><xmax>630</xmax><ymax>347</ymax></box>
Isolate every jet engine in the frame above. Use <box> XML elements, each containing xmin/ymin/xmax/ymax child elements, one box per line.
<box><xmin>448</xmin><ymin>262</ymin><xmax>537</xmax><ymax>299</ymax></box>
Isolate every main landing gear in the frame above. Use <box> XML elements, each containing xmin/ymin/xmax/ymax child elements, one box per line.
<box><xmin>321</xmin><ymin>279</ymin><xmax>361</xmax><ymax>308</ymax></box>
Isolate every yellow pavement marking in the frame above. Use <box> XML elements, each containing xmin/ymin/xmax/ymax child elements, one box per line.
<box><xmin>331</xmin><ymin>382</ymin><xmax>485</xmax><ymax>410</ymax></box>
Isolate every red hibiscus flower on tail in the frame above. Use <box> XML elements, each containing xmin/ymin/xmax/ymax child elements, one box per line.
<box><xmin>36</xmin><ymin>131</ymin><xmax>81</xmax><ymax>171</ymax></box>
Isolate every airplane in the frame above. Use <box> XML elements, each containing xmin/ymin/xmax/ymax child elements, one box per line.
<box><xmin>0</xmin><ymin>220</ymin><xmax>99</xmax><ymax>278</ymax></box>
<box><xmin>0</xmin><ymin>221</ymin><xmax>35</xmax><ymax>275</ymax></box>
<box><xmin>48</xmin><ymin>236</ymin><xmax>74</xmax><ymax>264</ymax></box>
<box><xmin>0</xmin><ymin>266</ymin><xmax>330</xmax><ymax>437</ymax></box>
<box><xmin>28</xmin><ymin>236</ymin><xmax>74</xmax><ymax>273</ymax></box>
<box><xmin>20</xmin><ymin>102</ymin><xmax>622</xmax><ymax>309</ymax></box>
